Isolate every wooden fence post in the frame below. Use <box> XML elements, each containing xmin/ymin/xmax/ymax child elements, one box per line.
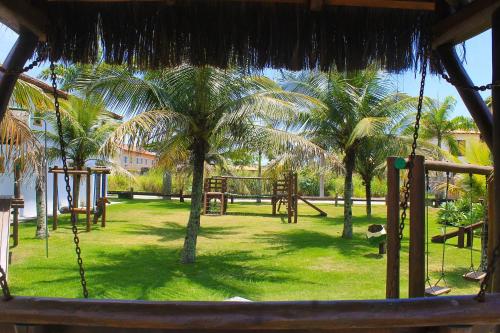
<box><xmin>386</xmin><ymin>157</ymin><xmax>400</xmax><ymax>299</ymax></box>
<box><xmin>53</xmin><ymin>172</ymin><xmax>58</xmax><ymax>230</ymax></box>
<box><xmin>409</xmin><ymin>155</ymin><xmax>425</xmax><ymax>298</ymax></box>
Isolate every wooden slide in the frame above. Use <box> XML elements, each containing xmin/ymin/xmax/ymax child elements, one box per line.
<box><xmin>296</xmin><ymin>195</ymin><xmax>327</xmax><ymax>217</ymax></box>
<box><xmin>0</xmin><ymin>197</ymin><xmax>12</xmax><ymax>278</ymax></box>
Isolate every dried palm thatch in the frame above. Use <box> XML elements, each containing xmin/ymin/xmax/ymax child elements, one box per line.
<box><xmin>36</xmin><ymin>1</ymin><xmax>435</xmax><ymax>72</ymax></box>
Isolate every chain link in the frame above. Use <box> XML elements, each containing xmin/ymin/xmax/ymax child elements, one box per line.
<box><xmin>0</xmin><ymin>55</ymin><xmax>44</xmax><ymax>75</ymax></box>
<box><xmin>0</xmin><ymin>265</ymin><xmax>11</xmax><ymax>301</ymax></box>
<box><xmin>398</xmin><ymin>58</ymin><xmax>427</xmax><ymax>244</ymax></box>
<box><xmin>439</xmin><ymin>71</ymin><xmax>498</xmax><ymax>92</ymax></box>
<box><xmin>50</xmin><ymin>61</ymin><xmax>89</xmax><ymax>298</ymax></box>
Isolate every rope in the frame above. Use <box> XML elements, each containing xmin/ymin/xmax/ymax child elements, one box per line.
<box><xmin>435</xmin><ymin>172</ymin><xmax>450</xmax><ymax>288</ymax></box>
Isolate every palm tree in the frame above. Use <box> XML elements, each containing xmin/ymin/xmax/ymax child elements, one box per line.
<box><xmin>419</xmin><ymin>96</ymin><xmax>477</xmax><ymax>155</ymax></box>
<box><xmin>45</xmin><ymin>94</ymin><xmax>119</xmax><ymax>207</ymax></box>
<box><xmin>7</xmin><ymin>80</ymin><xmax>53</xmax><ymax>239</ymax></box>
<box><xmin>86</xmin><ymin>64</ymin><xmax>321</xmax><ymax>263</ymax></box>
<box><xmin>283</xmin><ymin>69</ymin><xmax>410</xmax><ymax>238</ymax></box>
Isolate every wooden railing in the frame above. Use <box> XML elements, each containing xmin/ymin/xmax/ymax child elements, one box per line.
<box><xmin>0</xmin><ymin>295</ymin><xmax>498</xmax><ymax>332</ymax></box>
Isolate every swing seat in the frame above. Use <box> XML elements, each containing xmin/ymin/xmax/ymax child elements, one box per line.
<box><xmin>424</xmin><ymin>285</ymin><xmax>451</xmax><ymax>296</ymax></box>
<box><xmin>463</xmin><ymin>271</ymin><xmax>486</xmax><ymax>282</ymax></box>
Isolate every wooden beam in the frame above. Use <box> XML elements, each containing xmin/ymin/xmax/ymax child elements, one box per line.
<box><xmin>424</xmin><ymin>160</ymin><xmax>493</xmax><ymax>176</ymax></box>
<box><xmin>2</xmin><ymin>295</ymin><xmax>500</xmax><ymax>330</ymax></box>
<box><xmin>0</xmin><ymin>0</ymin><xmax>47</xmax><ymax>40</ymax></box>
<box><xmin>48</xmin><ymin>0</ymin><xmax>436</xmax><ymax>11</ymax></box>
<box><xmin>433</xmin><ymin>0</ymin><xmax>500</xmax><ymax>48</ymax></box>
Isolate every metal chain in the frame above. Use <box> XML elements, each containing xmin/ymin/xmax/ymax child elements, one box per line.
<box><xmin>398</xmin><ymin>58</ymin><xmax>427</xmax><ymax>244</ymax></box>
<box><xmin>50</xmin><ymin>61</ymin><xmax>89</xmax><ymax>298</ymax></box>
<box><xmin>0</xmin><ymin>265</ymin><xmax>11</xmax><ymax>301</ymax></box>
<box><xmin>0</xmin><ymin>55</ymin><xmax>44</xmax><ymax>75</ymax></box>
<box><xmin>439</xmin><ymin>71</ymin><xmax>498</xmax><ymax>92</ymax></box>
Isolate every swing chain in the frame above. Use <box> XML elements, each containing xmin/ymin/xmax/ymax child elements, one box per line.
<box><xmin>398</xmin><ymin>58</ymin><xmax>427</xmax><ymax>243</ymax></box>
<box><xmin>0</xmin><ymin>55</ymin><xmax>43</xmax><ymax>75</ymax></box>
<box><xmin>438</xmin><ymin>70</ymin><xmax>498</xmax><ymax>92</ymax></box>
<box><xmin>0</xmin><ymin>265</ymin><xmax>11</xmax><ymax>301</ymax></box>
<box><xmin>50</xmin><ymin>61</ymin><xmax>89</xmax><ymax>299</ymax></box>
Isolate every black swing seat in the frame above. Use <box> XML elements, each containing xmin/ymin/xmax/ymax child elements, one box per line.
<box><xmin>424</xmin><ymin>285</ymin><xmax>451</xmax><ymax>296</ymax></box>
<box><xmin>463</xmin><ymin>271</ymin><xmax>486</xmax><ymax>282</ymax></box>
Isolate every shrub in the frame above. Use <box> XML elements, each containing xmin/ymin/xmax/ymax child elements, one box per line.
<box><xmin>437</xmin><ymin>197</ymin><xmax>485</xmax><ymax>227</ymax></box>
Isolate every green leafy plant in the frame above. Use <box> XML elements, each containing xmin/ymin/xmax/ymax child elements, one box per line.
<box><xmin>437</xmin><ymin>197</ymin><xmax>484</xmax><ymax>227</ymax></box>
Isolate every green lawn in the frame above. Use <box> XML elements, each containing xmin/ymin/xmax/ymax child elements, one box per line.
<box><xmin>9</xmin><ymin>199</ymin><xmax>483</xmax><ymax>300</ymax></box>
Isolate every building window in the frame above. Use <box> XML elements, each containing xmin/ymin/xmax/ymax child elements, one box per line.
<box><xmin>124</xmin><ymin>156</ymin><xmax>128</xmax><ymax>164</ymax></box>
<box><xmin>457</xmin><ymin>140</ymin><xmax>466</xmax><ymax>156</ymax></box>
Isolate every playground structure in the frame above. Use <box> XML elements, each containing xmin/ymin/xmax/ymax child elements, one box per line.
<box><xmin>0</xmin><ymin>196</ymin><xmax>24</xmax><ymax>280</ymax></box>
<box><xmin>49</xmin><ymin>166</ymin><xmax>111</xmax><ymax>232</ymax></box>
<box><xmin>0</xmin><ymin>0</ymin><xmax>500</xmax><ymax>332</ymax></box>
<box><xmin>203</xmin><ymin>173</ymin><xmax>326</xmax><ymax>223</ymax></box>
<box><xmin>386</xmin><ymin>157</ymin><xmax>494</xmax><ymax>298</ymax></box>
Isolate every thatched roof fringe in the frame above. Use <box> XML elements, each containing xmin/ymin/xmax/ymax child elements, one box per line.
<box><xmin>38</xmin><ymin>2</ymin><xmax>435</xmax><ymax>72</ymax></box>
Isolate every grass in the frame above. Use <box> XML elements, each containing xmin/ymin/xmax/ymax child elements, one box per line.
<box><xmin>9</xmin><ymin>199</ymin><xmax>483</xmax><ymax>301</ymax></box>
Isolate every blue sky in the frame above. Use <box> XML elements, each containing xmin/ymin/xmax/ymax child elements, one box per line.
<box><xmin>0</xmin><ymin>23</ymin><xmax>492</xmax><ymax>117</ymax></box>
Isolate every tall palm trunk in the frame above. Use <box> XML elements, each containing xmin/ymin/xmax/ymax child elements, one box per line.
<box><xmin>181</xmin><ymin>141</ymin><xmax>207</xmax><ymax>264</ymax></box>
<box><xmin>342</xmin><ymin>150</ymin><xmax>356</xmax><ymax>239</ymax></box>
<box><xmin>364</xmin><ymin>177</ymin><xmax>372</xmax><ymax>218</ymax></box>
<box><xmin>35</xmin><ymin>174</ymin><xmax>48</xmax><ymax>239</ymax></box>
<box><xmin>162</xmin><ymin>171</ymin><xmax>172</xmax><ymax>200</ymax></box>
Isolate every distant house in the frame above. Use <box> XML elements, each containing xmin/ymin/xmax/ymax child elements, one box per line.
<box><xmin>117</xmin><ymin>145</ymin><xmax>157</xmax><ymax>174</ymax></box>
<box><xmin>449</xmin><ymin>130</ymin><xmax>482</xmax><ymax>158</ymax></box>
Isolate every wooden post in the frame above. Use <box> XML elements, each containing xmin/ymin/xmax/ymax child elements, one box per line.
<box><xmin>12</xmin><ymin>163</ymin><xmax>21</xmax><ymax>247</ymax></box>
<box><xmin>94</xmin><ymin>174</ymin><xmax>101</xmax><ymax>225</ymax></box>
<box><xmin>52</xmin><ymin>172</ymin><xmax>58</xmax><ymax>230</ymax></box>
<box><xmin>458</xmin><ymin>227</ymin><xmax>465</xmax><ymax>248</ymax></box>
<box><xmin>488</xmin><ymin>175</ymin><xmax>494</xmax><ymax>291</ymax></box>
<box><xmin>492</xmin><ymin>6</ymin><xmax>500</xmax><ymax>294</ymax></box>
<box><xmin>86</xmin><ymin>168</ymin><xmax>91</xmax><ymax>232</ymax></box>
<box><xmin>0</xmin><ymin>30</ymin><xmax>38</xmax><ymax>122</ymax></box>
<box><xmin>287</xmin><ymin>173</ymin><xmax>292</xmax><ymax>224</ymax></box>
<box><xmin>272</xmin><ymin>181</ymin><xmax>277</xmax><ymax>216</ymax></box>
<box><xmin>409</xmin><ymin>155</ymin><xmax>426</xmax><ymax>298</ymax></box>
<box><xmin>335</xmin><ymin>193</ymin><xmax>338</xmax><ymax>207</ymax></box>
<box><xmin>101</xmin><ymin>173</ymin><xmax>107</xmax><ymax>228</ymax></box>
<box><xmin>293</xmin><ymin>173</ymin><xmax>299</xmax><ymax>223</ymax></box>
<box><xmin>386</xmin><ymin>157</ymin><xmax>400</xmax><ymax>299</ymax></box>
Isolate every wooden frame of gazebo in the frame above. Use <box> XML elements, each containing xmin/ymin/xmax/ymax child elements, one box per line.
<box><xmin>0</xmin><ymin>0</ymin><xmax>498</xmax><ymax>332</ymax></box>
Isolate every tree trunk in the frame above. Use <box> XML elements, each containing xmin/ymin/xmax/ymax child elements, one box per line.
<box><xmin>73</xmin><ymin>175</ymin><xmax>81</xmax><ymax>208</ymax></box>
<box><xmin>257</xmin><ymin>150</ymin><xmax>262</xmax><ymax>203</ymax></box>
<box><xmin>181</xmin><ymin>141</ymin><xmax>207</xmax><ymax>264</ymax></box>
<box><xmin>35</xmin><ymin>174</ymin><xmax>48</xmax><ymax>239</ymax></box>
<box><xmin>319</xmin><ymin>155</ymin><xmax>325</xmax><ymax>197</ymax></box>
<box><xmin>365</xmin><ymin>177</ymin><xmax>372</xmax><ymax>218</ymax></box>
<box><xmin>342</xmin><ymin>150</ymin><xmax>355</xmax><ymax>239</ymax></box>
<box><xmin>162</xmin><ymin>171</ymin><xmax>172</xmax><ymax>200</ymax></box>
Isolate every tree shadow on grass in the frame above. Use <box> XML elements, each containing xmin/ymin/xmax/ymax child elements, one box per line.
<box><xmin>254</xmin><ymin>229</ymin><xmax>372</xmax><ymax>257</ymax></box>
<box><xmin>315</xmin><ymin>215</ymin><xmax>387</xmax><ymax>228</ymax></box>
<box><xmin>125</xmin><ymin>221</ymin><xmax>240</xmax><ymax>242</ymax></box>
<box><xmin>30</xmin><ymin>246</ymin><xmax>293</xmax><ymax>300</ymax></box>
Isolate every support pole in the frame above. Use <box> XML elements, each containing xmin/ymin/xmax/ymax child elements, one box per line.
<box><xmin>12</xmin><ymin>163</ymin><xmax>21</xmax><ymax>247</ymax></box>
<box><xmin>386</xmin><ymin>157</ymin><xmax>400</xmax><ymax>299</ymax></box>
<box><xmin>492</xmin><ymin>6</ymin><xmax>500</xmax><ymax>294</ymax></box>
<box><xmin>52</xmin><ymin>171</ymin><xmax>58</xmax><ymax>230</ymax></box>
<box><xmin>287</xmin><ymin>173</ymin><xmax>292</xmax><ymax>224</ymax></box>
<box><xmin>294</xmin><ymin>173</ymin><xmax>298</xmax><ymax>224</ymax></box>
<box><xmin>409</xmin><ymin>155</ymin><xmax>426</xmax><ymax>298</ymax></box>
<box><xmin>86</xmin><ymin>168</ymin><xmax>91</xmax><ymax>232</ymax></box>
<box><xmin>437</xmin><ymin>45</ymin><xmax>493</xmax><ymax>150</ymax></box>
<box><xmin>272</xmin><ymin>182</ymin><xmax>277</xmax><ymax>216</ymax></box>
<box><xmin>488</xmin><ymin>175</ymin><xmax>494</xmax><ymax>291</ymax></box>
<box><xmin>0</xmin><ymin>30</ymin><xmax>38</xmax><ymax>122</ymax></box>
